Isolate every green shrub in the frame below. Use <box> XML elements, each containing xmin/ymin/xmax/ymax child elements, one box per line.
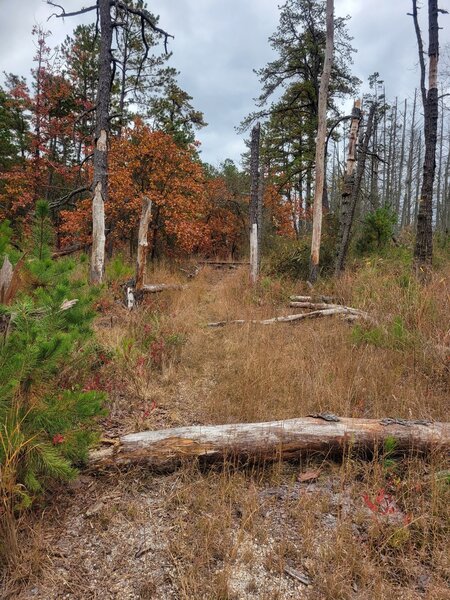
<box><xmin>351</xmin><ymin>316</ymin><xmax>416</xmax><ymax>351</ymax></box>
<box><xmin>356</xmin><ymin>207</ymin><xmax>397</xmax><ymax>255</ymax></box>
<box><xmin>106</xmin><ymin>253</ymin><xmax>134</xmax><ymax>283</ymax></box>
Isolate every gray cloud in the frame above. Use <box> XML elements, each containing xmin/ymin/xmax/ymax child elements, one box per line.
<box><xmin>1</xmin><ymin>0</ymin><xmax>449</xmax><ymax>166</ymax></box>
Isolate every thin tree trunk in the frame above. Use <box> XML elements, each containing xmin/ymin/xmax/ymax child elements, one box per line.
<box><xmin>309</xmin><ymin>0</ymin><xmax>334</xmax><ymax>283</ymax></box>
<box><xmin>135</xmin><ymin>196</ymin><xmax>152</xmax><ymax>291</ymax></box>
<box><xmin>90</xmin><ymin>0</ymin><xmax>112</xmax><ymax>284</ymax></box>
<box><xmin>397</xmin><ymin>98</ymin><xmax>407</xmax><ymax>225</ymax></box>
<box><xmin>414</xmin><ymin>132</ymin><xmax>423</xmax><ymax>225</ymax></box>
<box><xmin>89</xmin><ymin>416</ymin><xmax>450</xmax><ymax>472</ymax></box>
<box><xmin>403</xmin><ymin>90</ymin><xmax>417</xmax><ymax>227</ymax></box>
<box><xmin>249</xmin><ymin>123</ymin><xmax>261</xmax><ymax>284</ymax></box>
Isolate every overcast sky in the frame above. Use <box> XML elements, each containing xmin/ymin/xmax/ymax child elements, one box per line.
<box><xmin>0</xmin><ymin>0</ymin><xmax>449</xmax><ymax>167</ymax></box>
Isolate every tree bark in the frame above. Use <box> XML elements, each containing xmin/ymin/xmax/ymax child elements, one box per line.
<box><xmin>135</xmin><ymin>196</ymin><xmax>152</xmax><ymax>290</ymax></box>
<box><xmin>89</xmin><ymin>416</ymin><xmax>450</xmax><ymax>472</ymax></box>
<box><xmin>412</xmin><ymin>0</ymin><xmax>441</xmax><ymax>268</ymax></box>
<box><xmin>309</xmin><ymin>0</ymin><xmax>334</xmax><ymax>283</ymax></box>
<box><xmin>90</xmin><ymin>0</ymin><xmax>112</xmax><ymax>285</ymax></box>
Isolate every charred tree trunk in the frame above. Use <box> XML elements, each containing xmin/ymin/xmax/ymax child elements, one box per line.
<box><xmin>411</xmin><ymin>0</ymin><xmax>442</xmax><ymax>268</ymax></box>
<box><xmin>89</xmin><ymin>416</ymin><xmax>450</xmax><ymax>472</ymax></box>
<box><xmin>309</xmin><ymin>0</ymin><xmax>334</xmax><ymax>283</ymax></box>
<box><xmin>249</xmin><ymin>122</ymin><xmax>261</xmax><ymax>284</ymax></box>
<box><xmin>90</xmin><ymin>0</ymin><xmax>112</xmax><ymax>285</ymax></box>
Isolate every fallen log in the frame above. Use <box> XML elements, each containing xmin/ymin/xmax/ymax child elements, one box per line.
<box><xmin>89</xmin><ymin>416</ymin><xmax>449</xmax><ymax>472</ymax></box>
<box><xmin>290</xmin><ymin>295</ymin><xmax>337</xmax><ymax>303</ymax></box>
<box><xmin>290</xmin><ymin>301</ymin><xmax>342</xmax><ymax>310</ymax></box>
<box><xmin>207</xmin><ymin>306</ymin><xmax>374</xmax><ymax>327</ymax></box>
<box><xmin>141</xmin><ymin>283</ymin><xmax>186</xmax><ymax>293</ymax></box>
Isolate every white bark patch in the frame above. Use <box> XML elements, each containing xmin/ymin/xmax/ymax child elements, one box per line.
<box><xmin>97</xmin><ymin>129</ymin><xmax>107</xmax><ymax>152</ymax></box>
<box><xmin>126</xmin><ymin>286</ymin><xmax>135</xmax><ymax>310</ymax></box>
<box><xmin>249</xmin><ymin>223</ymin><xmax>258</xmax><ymax>283</ymax></box>
<box><xmin>91</xmin><ymin>181</ymin><xmax>106</xmax><ymax>283</ymax></box>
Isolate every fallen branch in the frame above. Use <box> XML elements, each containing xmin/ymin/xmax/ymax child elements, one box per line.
<box><xmin>88</xmin><ymin>416</ymin><xmax>449</xmax><ymax>472</ymax></box>
<box><xmin>207</xmin><ymin>307</ymin><xmax>375</xmax><ymax>327</ymax></box>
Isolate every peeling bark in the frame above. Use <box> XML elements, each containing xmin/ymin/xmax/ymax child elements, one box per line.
<box><xmin>310</xmin><ymin>0</ymin><xmax>334</xmax><ymax>282</ymax></box>
<box><xmin>135</xmin><ymin>196</ymin><xmax>152</xmax><ymax>291</ymax></box>
<box><xmin>90</xmin><ymin>0</ymin><xmax>112</xmax><ymax>285</ymax></box>
<box><xmin>89</xmin><ymin>416</ymin><xmax>450</xmax><ymax>472</ymax></box>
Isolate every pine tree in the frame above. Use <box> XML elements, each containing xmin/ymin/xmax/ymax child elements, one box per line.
<box><xmin>0</xmin><ymin>207</ymin><xmax>104</xmax><ymax>561</ymax></box>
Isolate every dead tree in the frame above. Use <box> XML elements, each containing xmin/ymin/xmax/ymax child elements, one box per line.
<box><xmin>47</xmin><ymin>0</ymin><xmax>171</xmax><ymax>284</ymax></box>
<box><xmin>402</xmin><ymin>90</ymin><xmax>417</xmax><ymax>228</ymax></box>
<box><xmin>89</xmin><ymin>416</ymin><xmax>450</xmax><ymax>472</ymax></box>
<box><xmin>309</xmin><ymin>0</ymin><xmax>334</xmax><ymax>283</ymax></box>
<box><xmin>335</xmin><ymin>103</ymin><xmax>376</xmax><ymax>274</ymax></box>
<box><xmin>249</xmin><ymin>122</ymin><xmax>261</xmax><ymax>284</ymax></box>
<box><xmin>409</xmin><ymin>0</ymin><xmax>447</xmax><ymax>268</ymax></box>
<box><xmin>135</xmin><ymin>196</ymin><xmax>152</xmax><ymax>290</ymax></box>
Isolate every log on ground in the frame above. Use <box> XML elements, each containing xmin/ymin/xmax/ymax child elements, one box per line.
<box><xmin>141</xmin><ymin>283</ymin><xmax>186</xmax><ymax>293</ymax></box>
<box><xmin>207</xmin><ymin>306</ymin><xmax>375</xmax><ymax>327</ymax></box>
<box><xmin>89</xmin><ymin>416</ymin><xmax>449</xmax><ymax>472</ymax></box>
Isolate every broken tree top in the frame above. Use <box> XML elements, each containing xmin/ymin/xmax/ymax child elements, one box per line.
<box><xmin>89</xmin><ymin>415</ymin><xmax>449</xmax><ymax>472</ymax></box>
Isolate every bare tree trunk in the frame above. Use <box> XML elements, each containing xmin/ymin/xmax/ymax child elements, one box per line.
<box><xmin>335</xmin><ymin>103</ymin><xmax>376</xmax><ymax>274</ymax></box>
<box><xmin>386</xmin><ymin>97</ymin><xmax>398</xmax><ymax>209</ymax></box>
<box><xmin>89</xmin><ymin>416</ymin><xmax>450</xmax><ymax>472</ymax></box>
<box><xmin>90</xmin><ymin>0</ymin><xmax>112</xmax><ymax>284</ymax></box>
<box><xmin>135</xmin><ymin>196</ymin><xmax>152</xmax><ymax>290</ymax></box>
<box><xmin>249</xmin><ymin>123</ymin><xmax>261</xmax><ymax>284</ymax></box>
<box><xmin>435</xmin><ymin>93</ymin><xmax>445</xmax><ymax>231</ymax></box>
<box><xmin>441</xmin><ymin>131</ymin><xmax>450</xmax><ymax>233</ymax></box>
<box><xmin>411</xmin><ymin>0</ymin><xmax>441</xmax><ymax>268</ymax></box>
<box><xmin>402</xmin><ymin>90</ymin><xmax>417</xmax><ymax>228</ymax></box>
<box><xmin>309</xmin><ymin>0</ymin><xmax>334</xmax><ymax>283</ymax></box>
<box><xmin>414</xmin><ymin>132</ymin><xmax>423</xmax><ymax>225</ymax></box>
<box><xmin>396</xmin><ymin>98</ymin><xmax>407</xmax><ymax>225</ymax></box>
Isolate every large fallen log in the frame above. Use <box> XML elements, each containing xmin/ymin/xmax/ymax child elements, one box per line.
<box><xmin>89</xmin><ymin>416</ymin><xmax>449</xmax><ymax>472</ymax></box>
<box><xmin>207</xmin><ymin>306</ymin><xmax>375</xmax><ymax>327</ymax></box>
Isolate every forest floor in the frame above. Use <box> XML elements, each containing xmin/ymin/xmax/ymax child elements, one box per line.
<box><xmin>4</xmin><ymin>254</ymin><xmax>450</xmax><ymax>600</ymax></box>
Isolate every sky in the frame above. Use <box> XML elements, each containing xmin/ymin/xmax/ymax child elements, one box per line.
<box><xmin>0</xmin><ymin>0</ymin><xmax>449</xmax><ymax>167</ymax></box>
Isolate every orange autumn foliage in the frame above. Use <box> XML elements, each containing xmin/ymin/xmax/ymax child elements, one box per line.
<box><xmin>61</xmin><ymin>121</ymin><xmax>211</xmax><ymax>253</ymax></box>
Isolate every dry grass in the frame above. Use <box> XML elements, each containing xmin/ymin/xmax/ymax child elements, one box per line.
<box><xmin>3</xmin><ymin>254</ymin><xmax>449</xmax><ymax>599</ymax></box>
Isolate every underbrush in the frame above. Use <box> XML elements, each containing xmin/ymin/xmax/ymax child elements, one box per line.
<box><xmin>0</xmin><ymin>212</ymin><xmax>105</xmax><ymax>566</ymax></box>
<box><xmin>3</xmin><ymin>247</ymin><xmax>449</xmax><ymax>598</ymax></box>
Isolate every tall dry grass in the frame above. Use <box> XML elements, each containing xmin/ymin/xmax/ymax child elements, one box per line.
<box><xmin>6</xmin><ymin>254</ymin><xmax>448</xmax><ymax>600</ymax></box>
